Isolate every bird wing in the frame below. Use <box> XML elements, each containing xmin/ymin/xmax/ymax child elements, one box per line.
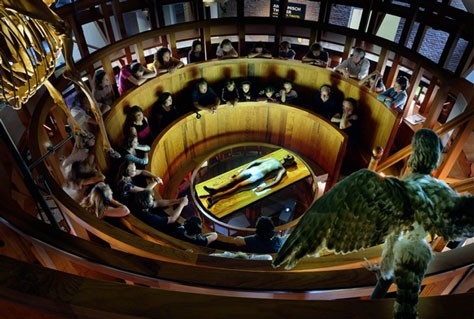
<box><xmin>273</xmin><ymin>169</ymin><xmax>410</xmax><ymax>269</ymax></box>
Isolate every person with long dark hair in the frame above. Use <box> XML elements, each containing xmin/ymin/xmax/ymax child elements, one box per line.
<box><xmin>153</xmin><ymin>47</ymin><xmax>184</xmax><ymax>74</ymax></box>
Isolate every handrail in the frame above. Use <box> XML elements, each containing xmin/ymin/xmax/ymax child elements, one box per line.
<box><xmin>1</xmin><ymin>254</ymin><xmax>473</xmax><ymax>318</ymax></box>
<box><xmin>449</xmin><ymin>177</ymin><xmax>474</xmax><ymax>194</ymax></box>
<box><xmin>0</xmin><ymin>197</ymin><xmax>473</xmax><ymax>293</ymax></box>
<box><xmin>376</xmin><ymin>108</ymin><xmax>474</xmax><ymax>172</ymax></box>
<box><xmin>51</xmin><ymin>0</ymin><xmax>473</xmax><ymax>82</ymax></box>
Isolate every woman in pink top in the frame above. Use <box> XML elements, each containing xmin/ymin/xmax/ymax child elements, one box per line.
<box><xmin>118</xmin><ymin>62</ymin><xmax>156</xmax><ymax>96</ymax></box>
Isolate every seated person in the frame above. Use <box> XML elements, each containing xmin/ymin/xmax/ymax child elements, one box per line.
<box><xmin>153</xmin><ymin>47</ymin><xmax>184</xmax><ymax>74</ymax></box>
<box><xmin>188</xmin><ymin>39</ymin><xmax>206</xmax><ymax>63</ymax></box>
<box><xmin>278</xmin><ymin>41</ymin><xmax>296</xmax><ymax>60</ymax></box>
<box><xmin>331</xmin><ymin>98</ymin><xmax>360</xmax><ymax>146</ymax></box>
<box><xmin>258</xmin><ymin>86</ymin><xmax>278</xmax><ymax>103</ymax></box>
<box><xmin>115</xmin><ymin>161</ymin><xmax>163</xmax><ymax>207</ymax></box>
<box><xmin>239</xmin><ymin>80</ymin><xmax>257</xmax><ymax>102</ymax></box>
<box><xmin>133</xmin><ymin>189</ymin><xmax>189</xmax><ymax>232</ymax></box>
<box><xmin>92</xmin><ymin>69</ymin><xmax>116</xmax><ymax>114</ymax></box>
<box><xmin>247</xmin><ymin>41</ymin><xmax>272</xmax><ymax>59</ymax></box>
<box><xmin>118</xmin><ymin>62</ymin><xmax>156</xmax><ymax>96</ymax></box>
<box><xmin>80</xmin><ymin>182</ymin><xmax>130</xmax><ymax>219</ymax></box>
<box><xmin>302</xmin><ymin>42</ymin><xmax>329</xmax><ymax>67</ymax></box>
<box><xmin>359</xmin><ymin>71</ymin><xmax>386</xmax><ymax>93</ymax></box>
<box><xmin>216</xmin><ymin>39</ymin><xmax>238</xmax><ymax>59</ymax></box>
<box><xmin>203</xmin><ymin>155</ymin><xmax>297</xmax><ymax>207</ymax></box>
<box><xmin>377</xmin><ymin>76</ymin><xmax>410</xmax><ymax>111</ymax></box>
<box><xmin>175</xmin><ymin>216</ymin><xmax>218</xmax><ymax>246</ymax></box>
<box><xmin>151</xmin><ymin>92</ymin><xmax>181</xmax><ymax>135</ymax></box>
<box><xmin>275</xmin><ymin>81</ymin><xmax>298</xmax><ymax>104</ymax></box>
<box><xmin>313</xmin><ymin>84</ymin><xmax>338</xmax><ymax>119</ymax></box>
<box><xmin>192</xmin><ymin>79</ymin><xmax>221</xmax><ymax>114</ymax></box>
<box><xmin>122</xmin><ymin>134</ymin><xmax>151</xmax><ymax>169</ymax></box>
<box><xmin>221</xmin><ymin>79</ymin><xmax>240</xmax><ymax>107</ymax></box>
<box><xmin>123</xmin><ymin>105</ymin><xmax>154</xmax><ymax>146</ymax></box>
<box><xmin>334</xmin><ymin>47</ymin><xmax>370</xmax><ymax>80</ymax></box>
<box><xmin>234</xmin><ymin>216</ymin><xmax>286</xmax><ymax>254</ymax></box>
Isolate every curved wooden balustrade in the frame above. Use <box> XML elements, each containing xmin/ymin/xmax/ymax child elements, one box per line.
<box><xmin>0</xmin><ymin>199</ymin><xmax>473</xmax><ymax>316</ymax></box>
<box><xmin>25</xmin><ymin>58</ymin><xmax>402</xmax><ymax>270</ymax></box>
<box><xmin>1</xmin><ymin>253</ymin><xmax>473</xmax><ymax>319</ymax></box>
<box><xmin>103</xmin><ymin>58</ymin><xmax>399</xmax><ymax>182</ymax></box>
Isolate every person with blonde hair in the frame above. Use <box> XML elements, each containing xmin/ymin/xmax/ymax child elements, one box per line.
<box><xmin>80</xmin><ymin>182</ymin><xmax>129</xmax><ymax>219</ymax></box>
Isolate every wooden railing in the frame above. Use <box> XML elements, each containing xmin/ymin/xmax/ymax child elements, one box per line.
<box><xmin>25</xmin><ymin>58</ymin><xmax>403</xmax><ymax>265</ymax></box>
<box><xmin>1</xmin><ymin>253</ymin><xmax>473</xmax><ymax>319</ymax></box>
<box><xmin>376</xmin><ymin>108</ymin><xmax>474</xmax><ymax>173</ymax></box>
<box><xmin>0</xmin><ymin>199</ymin><xmax>473</xmax><ymax>311</ymax></box>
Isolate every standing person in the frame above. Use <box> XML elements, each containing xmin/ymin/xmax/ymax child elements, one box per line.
<box><xmin>221</xmin><ymin>79</ymin><xmax>240</xmax><ymax>107</ymax></box>
<box><xmin>123</xmin><ymin>105</ymin><xmax>154</xmax><ymax>146</ymax></box>
<box><xmin>175</xmin><ymin>216</ymin><xmax>218</xmax><ymax>246</ymax></box>
<box><xmin>151</xmin><ymin>92</ymin><xmax>181</xmax><ymax>135</ymax></box>
<box><xmin>63</xmin><ymin>157</ymin><xmax>105</xmax><ymax>202</ymax></box>
<box><xmin>278</xmin><ymin>41</ymin><xmax>296</xmax><ymax>60</ymax></box>
<box><xmin>153</xmin><ymin>47</ymin><xmax>184</xmax><ymax>74</ymax></box>
<box><xmin>258</xmin><ymin>86</ymin><xmax>278</xmax><ymax>103</ymax></box>
<box><xmin>61</xmin><ymin>131</ymin><xmax>97</xmax><ymax>179</ymax></box>
<box><xmin>331</xmin><ymin>97</ymin><xmax>360</xmax><ymax>146</ymax></box>
<box><xmin>239</xmin><ymin>80</ymin><xmax>257</xmax><ymax>102</ymax></box>
<box><xmin>233</xmin><ymin>216</ymin><xmax>286</xmax><ymax>254</ymax></box>
<box><xmin>133</xmin><ymin>190</ymin><xmax>189</xmax><ymax>233</ymax></box>
<box><xmin>247</xmin><ymin>41</ymin><xmax>272</xmax><ymax>59</ymax></box>
<box><xmin>275</xmin><ymin>81</ymin><xmax>298</xmax><ymax>104</ymax></box>
<box><xmin>192</xmin><ymin>79</ymin><xmax>221</xmax><ymax>114</ymax></box>
<box><xmin>377</xmin><ymin>76</ymin><xmax>410</xmax><ymax>111</ymax></box>
<box><xmin>302</xmin><ymin>42</ymin><xmax>329</xmax><ymax>67</ymax></box>
<box><xmin>216</xmin><ymin>39</ymin><xmax>238</xmax><ymax>59</ymax></box>
<box><xmin>334</xmin><ymin>47</ymin><xmax>370</xmax><ymax>80</ymax></box>
<box><xmin>313</xmin><ymin>84</ymin><xmax>338</xmax><ymax>120</ymax></box>
<box><xmin>118</xmin><ymin>62</ymin><xmax>156</xmax><ymax>96</ymax></box>
<box><xmin>188</xmin><ymin>39</ymin><xmax>206</xmax><ymax>63</ymax></box>
<box><xmin>69</xmin><ymin>92</ymin><xmax>98</xmax><ymax>133</ymax></box>
<box><xmin>92</xmin><ymin>69</ymin><xmax>116</xmax><ymax>114</ymax></box>
<box><xmin>80</xmin><ymin>182</ymin><xmax>130</xmax><ymax>219</ymax></box>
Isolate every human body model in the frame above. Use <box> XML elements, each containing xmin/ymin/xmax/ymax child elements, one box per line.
<box><xmin>204</xmin><ymin>155</ymin><xmax>296</xmax><ymax>207</ymax></box>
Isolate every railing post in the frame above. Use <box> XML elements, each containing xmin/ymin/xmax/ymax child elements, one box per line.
<box><xmin>368</xmin><ymin>146</ymin><xmax>384</xmax><ymax>171</ymax></box>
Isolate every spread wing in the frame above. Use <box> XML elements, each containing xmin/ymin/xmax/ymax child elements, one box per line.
<box><xmin>273</xmin><ymin>169</ymin><xmax>410</xmax><ymax>269</ymax></box>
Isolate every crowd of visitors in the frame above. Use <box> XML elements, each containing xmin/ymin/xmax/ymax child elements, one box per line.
<box><xmin>61</xmin><ymin>39</ymin><xmax>411</xmax><ymax>254</ymax></box>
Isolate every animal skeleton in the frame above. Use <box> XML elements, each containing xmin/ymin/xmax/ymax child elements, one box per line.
<box><xmin>0</xmin><ymin>0</ymin><xmax>117</xmax><ymax>156</ymax></box>
<box><xmin>273</xmin><ymin>128</ymin><xmax>473</xmax><ymax>319</ymax></box>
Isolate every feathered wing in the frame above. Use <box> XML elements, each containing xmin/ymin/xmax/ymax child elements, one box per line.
<box><xmin>273</xmin><ymin>169</ymin><xmax>411</xmax><ymax>269</ymax></box>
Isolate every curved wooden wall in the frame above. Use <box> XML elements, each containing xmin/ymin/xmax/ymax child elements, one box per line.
<box><xmin>104</xmin><ymin>58</ymin><xmax>399</xmax><ymax>191</ymax></box>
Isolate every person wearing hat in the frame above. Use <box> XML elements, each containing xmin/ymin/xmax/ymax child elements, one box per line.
<box><xmin>233</xmin><ymin>216</ymin><xmax>286</xmax><ymax>254</ymax></box>
<box><xmin>176</xmin><ymin>216</ymin><xmax>218</xmax><ymax>246</ymax></box>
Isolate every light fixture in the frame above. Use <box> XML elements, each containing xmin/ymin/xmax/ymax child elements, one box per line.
<box><xmin>203</xmin><ymin>0</ymin><xmax>216</xmax><ymax>7</ymax></box>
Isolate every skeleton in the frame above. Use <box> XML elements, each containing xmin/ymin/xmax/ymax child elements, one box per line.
<box><xmin>0</xmin><ymin>0</ymin><xmax>118</xmax><ymax>157</ymax></box>
<box><xmin>273</xmin><ymin>128</ymin><xmax>474</xmax><ymax>319</ymax></box>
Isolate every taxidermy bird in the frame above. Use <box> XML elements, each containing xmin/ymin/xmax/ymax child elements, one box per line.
<box><xmin>273</xmin><ymin>128</ymin><xmax>474</xmax><ymax>319</ymax></box>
